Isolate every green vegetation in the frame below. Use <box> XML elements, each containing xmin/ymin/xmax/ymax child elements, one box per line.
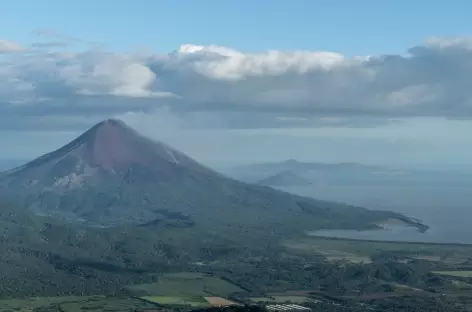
<box><xmin>3</xmin><ymin>235</ymin><xmax>472</xmax><ymax>311</ymax></box>
<box><xmin>126</xmin><ymin>272</ymin><xmax>244</xmax><ymax>308</ymax></box>
<box><xmin>0</xmin><ymin>295</ymin><xmax>158</xmax><ymax>312</ymax></box>
<box><xmin>283</xmin><ymin>236</ymin><xmax>472</xmax><ymax>263</ymax></box>
<box><xmin>127</xmin><ymin>272</ymin><xmax>244</xmax><ymax>297</ymax></box>
<box><xmin>450</xmin><ymin>279</ymin><xmax>472</xmax><ymax>289</ymax></box>
<box><xmin>1</xmin><ymin>218</ymin><xmax>472</xmax><ymax>311</ymax></box>
<box><xmin>433</xmin><ymin>271</ymin><xmax>472</xmax><ymax>277</ymax></box>
<box><xmin>324</xmin><ymin>252</ymin><xmax>372</xmax><ymax>264</ymax></box>
<box><xmin>141</xmin><ymin>295</ymin><xmax>210</xmax><ymax>307</ymax></box>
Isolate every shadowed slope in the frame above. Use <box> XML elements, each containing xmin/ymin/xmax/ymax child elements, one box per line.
<box><xmin>257</xmin><ymin>170</ymin><xmax>312</xmax><ymax>186</ymax></box>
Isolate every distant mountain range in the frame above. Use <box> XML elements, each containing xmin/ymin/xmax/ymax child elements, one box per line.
<box><xmin>257</xmin><ymin>170</ymin><xmax>311</xmax><ymax>186</ymax></box>
<box><xmin>227</xmin><ymin>159</ymin><xmax>472</xmax><ymax>188</ymax></box>
<box><xmin>227</xmin><ymin>159</ymin><xmax>396</xmax><ymax>186</ymax></box>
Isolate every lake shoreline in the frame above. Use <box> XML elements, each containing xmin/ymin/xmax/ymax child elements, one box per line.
<box><xmin>391</xmin><ymin>215</ymin><xmax>430</xmax><ymax>233</ymax></box>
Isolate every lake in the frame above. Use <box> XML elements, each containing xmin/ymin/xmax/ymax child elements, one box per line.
<box><xmin>279</xmin><ymin>185</ymin><xmax>472</xmax><ymax>244</ymax></box>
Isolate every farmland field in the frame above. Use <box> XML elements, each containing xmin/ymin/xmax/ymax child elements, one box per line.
<box><xmin>205</xmin><ymin>296</ymin><xmax>239</xmax><ymax>306</ymax></box>
<box><xmin>433</xmin><ymin>271</ymin><xmax>472</xmax><ymax>277</ymax></box>
<box><xmin>127</xmin><ymin>272</ymin><xmax>245</xmax><ymax>297</ymax></box>
<box><xmin>141</xmin><ymin>295</ymin><xmax>210</xmax><ymax>307</ymax></box>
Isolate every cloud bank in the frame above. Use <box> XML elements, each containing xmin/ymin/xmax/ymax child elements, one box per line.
<box><xmin>2</xmin><ymin>36</ymin><xmax>472</xmax><ymax>131</ymax></box>
<box><xmin>0</xmin><ymin>40</ymin><xmax>24</xmax><ymax>53</ymax></box>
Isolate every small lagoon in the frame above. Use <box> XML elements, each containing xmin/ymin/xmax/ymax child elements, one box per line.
<box><xmin>307</xmin><ymin>223</ymin><xmax>463</xmax><ymax>244</ymax></box>
<box><xmin>279</xmin><ymin>185</ymin><xmax>472</xmax><ymax>245</ymax></box>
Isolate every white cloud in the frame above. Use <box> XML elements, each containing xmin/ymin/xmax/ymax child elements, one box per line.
<box><xmin>177</xmin><ymin>44</ymin><xmax>346</xmax><ymax>80</ymax></box>
<box><xmin>57</xmin><ymin>52</ymin><xmax>166</xmax><ymax>98</ymax></box>
<box><xmin>424</xmin><ymin>36</ymin><xmax>472</xmax><ymax>49</ymax></box>
<box><xmin>178</xmin><ymin>44</ymin><xmax>243</xmax><ymax>57</ymax></box>
<box><xmin>2</xmin><ymin>36</ymin><xmax>472</xmax><ymax>132</ymax></box>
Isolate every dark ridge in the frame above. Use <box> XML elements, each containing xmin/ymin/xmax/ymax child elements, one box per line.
<box><xmin>137</xmin><ymin>218</ymin><xmax>163</xmax><ymax>227</ymax></box>
<box><xmin>257</xmin><ymin>170</ymin><xmax>311</xmax><ymax>186</ymax></box>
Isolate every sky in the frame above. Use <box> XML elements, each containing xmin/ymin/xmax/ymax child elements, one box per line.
<box><xmin>1</xmin><ymin>0</ymin><xmax>472</xmax><ymax>169</ymax></box>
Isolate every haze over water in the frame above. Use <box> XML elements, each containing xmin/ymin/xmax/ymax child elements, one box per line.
<box><xmin>280</xmin><ymin>185</ymin><xmax>472</xmax><ymax>244</ymax></box>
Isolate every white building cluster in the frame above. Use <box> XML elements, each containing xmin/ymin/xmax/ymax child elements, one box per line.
<box><xmin>266</xmin><ymin>304</ymin><xmax>311</xmax><ymax>311</ymax></box>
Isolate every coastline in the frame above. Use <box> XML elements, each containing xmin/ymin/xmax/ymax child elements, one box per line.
<box><xmin>391</xmin><ymin>215</ymin><xmax>429</xmax><ymax>233</ymax></box>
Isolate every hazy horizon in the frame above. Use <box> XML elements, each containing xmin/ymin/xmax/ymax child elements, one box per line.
<box><xmin>2</xmin><ymin>2</ymin><xmax>472</xmax><ymax>171</ymax></box>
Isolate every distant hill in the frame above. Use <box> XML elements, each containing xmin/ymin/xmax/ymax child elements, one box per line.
<box><xmin>228</xmin><ymin>159</ymin><xmax>391</xmax><ymax>184</ymax></box>
<box><xmin>257</xmin><ymin>170</ymin><xmax>311</xmax><ymax>186</ymax></box>
<box><xmin>240</xmin><ymin>159</ymin><xmax>385</xmax><ymax>173</ymax></box>
<box><xmin>227</xmin><ymin>159</ymin><xmax>464</xmax><ymax>188</ymax></box>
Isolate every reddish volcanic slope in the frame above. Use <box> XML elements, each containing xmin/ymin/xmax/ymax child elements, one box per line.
<box><xmin>6</xmin><ymin>119</ymin><xmax>211</xmax><ymax>180</ymax></box>
<box><xmin>87</xmin><ymin>119</ymin><xmax>147</xmax><ymax>170</ymax></box>
<box><xmin>82</xmin><ymin>119</ymin><xmax>201</xmax><ymax>171</ymax></box>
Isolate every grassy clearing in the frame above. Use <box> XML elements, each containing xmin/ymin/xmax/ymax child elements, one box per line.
<box><xmin>392</xmin><ymin>283</ymin><xmax>423</xmax><ymax>292</ymax></box>
<box><xmin>0</xmin><ymin>296</ymin><xmax>156</xmax><ymax>312</ymax></box>
<box><xmin>433</xmin><ymin>271</ymin><xmax>472</xmax><ymax>277</ymax></box>
<box><xmin>127</xmin><ymin>272</ymin><xmax>244</xmax><ymax>297</ymax></box>
<box><xmin>205</xmin><ymin>296</ymin><xmax>238</xmax><ymax>306</ymax></box>
<box><xmin>286</xmin><ymin>240</ymin><xmax>372</xmax><ymax>264</ymax></box>
<box><xmin>141</xmin><ymin>295</ymin><xmax>210</xmax><ymax>307</ymax></box>
<box><xmin>450</xmin><ymin>280</ymin><xmax>472</xmax><ymax>288</ymax></box>
<box><xmin>412</xmin><ymin>255</ymin><xmax>442</xmax><ymax>262</ymax></box>
<box><xmin>162</xmin><ymin>272</ymin><xmax>206</xmax><ymax>279</ymax></box>
<box><xmin>248</xmin><ymin>297</ymin><xmax>274</xmax><ymax>303</ymax></box>
<box><xmin>440</xmin><ymin>257</ymin><xmax>468</xmax><ymax>264</ymax></box>
<box><xmin>325</xmin><ymin>255</ymin><xmax>372</xmax><ymax>264</ymax></box>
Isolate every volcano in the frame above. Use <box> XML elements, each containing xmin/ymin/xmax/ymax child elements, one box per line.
<box><xmin>0</xmin><ymin>119</ymin><xmax>422</xmax><ymax>231</ymax></box>
<box><xmin>5</xmin><ymin>119</ymin><xmax>214</xmax><ymax>185</ymax></box>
